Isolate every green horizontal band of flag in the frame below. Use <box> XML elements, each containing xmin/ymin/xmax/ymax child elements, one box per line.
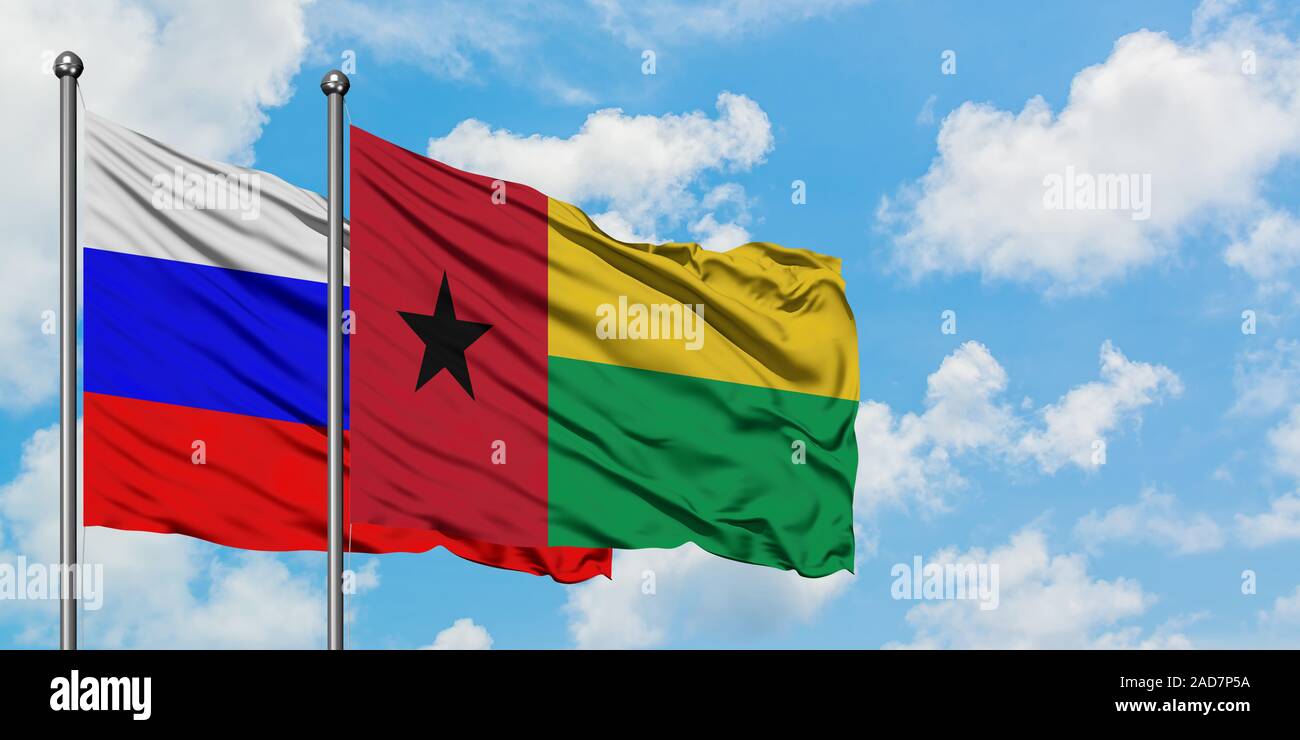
<box><xmin>546</xmin><ymin>356</ymin><xmax>857</xmax><ymax>577</ymax></box>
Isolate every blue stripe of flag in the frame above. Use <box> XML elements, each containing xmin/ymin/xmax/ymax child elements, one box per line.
<box><xmin>84</xmin><ymin>247</ymin><xmax>349</xmax><ymax>428</ymax></box>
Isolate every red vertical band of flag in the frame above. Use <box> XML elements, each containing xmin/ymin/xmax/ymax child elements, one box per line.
<box><xmin>351</xmin><ymin>127</ymin><xmax>554</xmax><ymax>546</ymax></box>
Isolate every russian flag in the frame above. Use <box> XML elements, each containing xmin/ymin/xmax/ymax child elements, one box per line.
<box><xmin>81</xmin><ymin>113</ymin><xmax>609</xmax><ymax>582</ymax></box>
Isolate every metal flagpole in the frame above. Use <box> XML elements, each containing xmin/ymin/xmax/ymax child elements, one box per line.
<box><xmin>54</xmin><ymin>51</ymin><xmax>83</xmax><ymax>652</ymax></box>
<box><xmin>321</xmin><ymin>69</ymin><xmax>350</xmax><ymax>650</ymax></box>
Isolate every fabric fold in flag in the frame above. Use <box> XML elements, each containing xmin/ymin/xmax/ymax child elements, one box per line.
<box><xmin>81</xmin><ymin>112</ymin><xmax>610</xmax><ymax>583</ymax></box>
<box><xmin>350</xmin><ymin>127</ymin><xmax>859</xmax><ymax>577</ymax></box>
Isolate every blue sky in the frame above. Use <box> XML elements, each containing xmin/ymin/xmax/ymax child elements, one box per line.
<box><xmin>4</xmin><ymin>0</ymin><xmax>1300</xmax><ymax>648</ymax></box>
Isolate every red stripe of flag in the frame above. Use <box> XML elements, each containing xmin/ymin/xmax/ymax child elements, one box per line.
<box><xmin>84</xmin><ymin>392</ymin><xmax>609</xmax><ymax>582</ymax></box>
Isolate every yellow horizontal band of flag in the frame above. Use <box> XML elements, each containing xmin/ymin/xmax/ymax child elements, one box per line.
<box><xmin>545</xmin><ymin>198</ymin><xmax>859</xmax><ymax>401</ymax></box>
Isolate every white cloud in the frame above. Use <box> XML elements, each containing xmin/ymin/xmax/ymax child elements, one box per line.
<box><xmin>880</xmin><ymin>7</ymin><xmax>1300</xmax><ymax>293</ymax></box>
<box><xmin>148</xmin><ymin>554</ymin><xmax>325</xmax><ymax>649</ymax></box>
<box><xmin>589</xmin><ymin>0</ymin><xmax>872</xmax><ymax>46</ymax></box>
<box><xmin>1225</xmin><ymin>210</ymin><xmax>1300</xmax><ymax>292</ymax></box>
<box><xmin>1231</xmin><ymin>339</ymin><xmax>1300</xmax><ymax>417</ymax></box>
<box><xmin>1075</xmin><ymin>488</ymin><xmax>1225</xmax><ymax>555</ymax></box>
<box><xmin>857</xmin><ymin>341</ymin><xmax>1179</xmax><ymax>514</ymax></box>
<box><xmin>916</xmin><ymin>94</ymin><xmax>938</xmax><ymax>126</ymax></box>
<box><xmin>427</xmin><ymin>92</ymin><xmax>773</xmax><ymax>240</ymax></box>
<box><xmin>1260</xmin><ymin>585</ymin><xmax>1300</xmax><ymax>625</ymax></box>
<box><xmin>0</xmin><ymin>0</ymin><xmax>311</xmax><ymax>409</ymax></box>
<box><xmin>0</xmin><ymin>424</ymin><xmax>328</xmax><ymax>648</ymax></box>
<box><xmin>349</xmin><ymin>558</ymin><xmax>381</xmax><ymax>593</ymax></box>
<box><xmin>920</xmin><ymin>342</ymin><xmax>1017</xmax><ymax>451</ymax></box>
<box><xmin>564</xmin><ymin>545</ymin><xmax>854</xmax><ymax>649</ymax></box>
<box><xmin>1191</xmin><ymin>0</ymin><xmax>1239</xmax><ymax>37</ymax></box>
<box><xmin>539</xmin><ymin>76</ymin><xmax>598</xmax><ymax>106</ymax></box>
<box><xmin>689</xmin><ymin>214</ymin><xmax>752</xmax><ymax>250</ymax></box>
<box><xmin>586</xmin><ymin>211</ymin><xmax>661</xmax><ymax>244</ymax></box>
<box><xmin>688</xmin><ymin>184</ymin><xmax>754</xmax><ymax>249</ymax></box>
<box><xmin>888</xmin><ymin>529</ymin><xmax>1181</xmax><ymax>649</ymax></box>
<box><xmin>309</xmin><ymin>0</ymin><xmax>529</xmax><ymax>81</ymax></box>
<box><xmin>421</xmin><ymin>618</ymin><xmax>493</xmax><ymax>650</ymax></box>
<box><xmin>1092</xmin><ymin>614</ymin><xmax>1199</xmax><ymax>650</ymax></box>
<box><xmin>854</xmin><ymin>400</ymin><xmax>961</xmax><ymax>515</ymax></box>
<box><xmin>854</xmin><ymin>342</ymin><xmax>1013</xmax><ymax>515</ymax></box>
<box><xmin>1236</xmin><ymin>492</ymin><xmax>1300</xmax><ymax>546</ymax></box>
<box><xmin>1267</xmin><ymin>406</ymin><xmax>1300</xmax><ymax>479</ymax></box>
<box><xmin>310</xmin><ymin>2</ymin><xmax>612</xmax><ymax>107</ymax></box>
<box><xmin>1017</xmin><ymin>341</ymin><xmax>1182</xmax><ymax>473</ymax></box>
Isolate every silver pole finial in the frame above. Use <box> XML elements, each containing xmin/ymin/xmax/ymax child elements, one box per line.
<box><xmin>321</xmin><ymin>69</ymin><xmax>350</xmax><ymax>97</ymax></box>
<box><xmin>53</xmin><ymin>51</ymin><xmax>84</xmax><ymax>79</ymax></box>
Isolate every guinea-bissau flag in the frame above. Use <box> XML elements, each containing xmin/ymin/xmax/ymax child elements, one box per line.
<box><xmin>80</xmin><ymin>113</ymin><xmax>609</xmax><ymax>583</ymax></box>
<box><xmin>351</xmin><ymin>128</ymin><xmax>860</xmax><ymax>577</ymax></box>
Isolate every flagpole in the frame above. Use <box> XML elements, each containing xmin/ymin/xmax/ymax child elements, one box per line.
<box><xmin>54</xmin><ymin>51</ymin><xmax>83</xmax><ymax>652</ymax></box>
<box><xmin>321</xmin><ymin>69</ymin><xmax>350</xmax><ymax>651</ymax></box>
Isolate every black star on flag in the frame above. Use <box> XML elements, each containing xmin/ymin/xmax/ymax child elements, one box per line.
<box><xmin>398</xmin><ymin>272</ymin><xmax>492</xmax><ymax>398</ymax></box>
